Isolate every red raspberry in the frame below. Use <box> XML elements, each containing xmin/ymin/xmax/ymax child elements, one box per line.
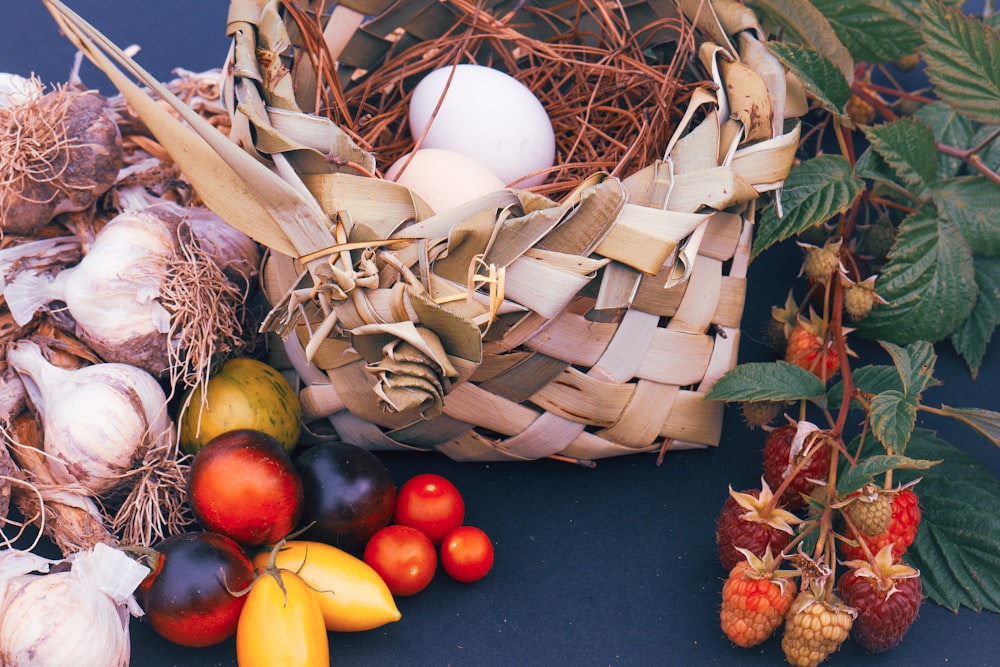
<box><xmin>717</xmin><ymin>481</ymin><xmax>800</xmax><ymax>571</ymax></box>
<box><xmin>763</xmin><ymin>423</ymin><xmax>831</xmax><ymax>510</ymax></box>
<box><xmin>839</xmin><ymin>546</ymin><xmax>923</xmax><ymax>652</ymax></box>
<box><xmin>720</xmin><ymin>554</ymin><xmax>797</xmax><ymax>647</ymax></box>
<box><xmin>786</xmin><ymin>324</ymin><xmax>840</xmax><ymax>382</ymax></box>
<box><xmin>781</xmin><ymin>592</ymin><xmax>855</xmax><ymax>667</ymax></box>
<box><xmin>840</xmin><ymin>488</ymin><xmax>921</xmax><ymax>562</ymax></box>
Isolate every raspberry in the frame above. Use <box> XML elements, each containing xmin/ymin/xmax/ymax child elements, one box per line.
<box><xmin>845</xmin><ymin>95</ymin><xmax>876</xmax><ymax>125</ymax></box>
<box><xmin>841</xmin><ymin>488</ymin><xmax>921</xmax><ymax>562</ymax></box>
<box><xmin>861</xmin><ymin>216</ymin><xmax>897</xmax><ymax>259</ymax></box>
<box><xmin>785</xmin><ymin>322</ymin><xmax>839</xmax><ymax>383</ymax></box>
<box><xmin>720</xmin><ymin>554</ymin><xmax>797</xmax><ymax>647</ymax></box>
<box><xmin>716</xmin><ymin>482</ymin><xmax>801</xmax><ymax>571</ymax></box>
<box><xmin>839</xmin><ymin>546</ymin><xmax>923</xmax><ymax>653</ymax></box>
<box><xmin>844</xmin><ymin>486</ymin><xmax>893</xmax><ymax>536</ymax></box>
<box><xmin>763</xmin><ymin>423</ymin><xmax>832</xmax><ymax>509</ymax></box>
<box><xmin>843</xmin><ymin>285</ymin><xmax>876</xmax><ymax>320</ymax></box>
<box><xmin>801</xmin><ymin>245</ymin><xmax>841</xmax><ymax>282</ymax></box>
<box><xmin>762</xmin><ymin>317</ymin><xmax>789</xmax><ymax>357</ymax></box>
<box><xmin>781</xmin><ymin>592</ymin><xmax>855</xmax><ymax>667</ymax></box>
<box><xmin>739</xmin><ymin>400</ymin><xmax>783</xmax><ymax>429</ymax></box>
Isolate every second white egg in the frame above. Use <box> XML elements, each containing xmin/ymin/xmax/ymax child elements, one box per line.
<box><xmin>386</xmin><ymin>148</ymin><xmax>506</xmax><ymax>214</ymax></box>
<box><xmin>408</xmin><ymin>64</ymin><xmax>556</xmax><ymax>189</ymax></box>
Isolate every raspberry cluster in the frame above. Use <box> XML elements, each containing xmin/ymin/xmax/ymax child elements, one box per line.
<box><xmin>715</xmin><ymin>420</ymin><xmax>925</xmax><ymax>664</ymax></box>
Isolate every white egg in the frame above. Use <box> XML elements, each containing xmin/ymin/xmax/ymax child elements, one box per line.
<box><xmin>408</xmin><ymin>64</ymin><xmax>556</xmax><ymax>189</ymax></box>
<box><xmin>386</xmin><ymin>148</ymin><xmax>506</xmax><ymax>214</ymax></box>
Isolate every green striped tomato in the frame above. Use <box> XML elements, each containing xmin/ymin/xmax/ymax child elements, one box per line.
<box><xmin>179</xmin><ymin>357</ymin><xmax>301</xmax><ymax>455</ymax></box>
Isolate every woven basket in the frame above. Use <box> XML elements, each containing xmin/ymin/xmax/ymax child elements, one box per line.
<box><xmin>215</xmin><ymin>0</ymin><xmax>802</xmax><ymax>463</ymax></box>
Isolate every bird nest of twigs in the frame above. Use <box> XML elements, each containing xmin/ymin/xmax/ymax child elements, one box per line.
<box><xmin>281</xmin><ymin>0</ymin><xmax>705</xmax><ymax>200</ymax></box>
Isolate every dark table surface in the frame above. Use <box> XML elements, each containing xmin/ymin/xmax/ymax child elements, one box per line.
<box><xmin>5</xmin><ymin>2</ymin><xmax>1000</xmax><ymax>665</ymax></box>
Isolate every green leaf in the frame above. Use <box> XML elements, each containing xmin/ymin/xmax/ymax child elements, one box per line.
<box><xmin>932</xmin><ymin>176</ymin><xmax>1000</xmax><ymax>257</ymax></box>
<box><xmin>951</xmin><ymin>258</ymin><xmax>1000</xmax><ymax>378</ymax></box>
<box><xmin>869</xmin><ymin>390</ymin><xmax>918</xmax><ymax>452</ymax></box>
<box><xmin>765</xmin><ymin>41</ymin><xmax>851</xmax><ymax>118</ymax></box>
<box><xmin>861</xmin><ymin>117</ymin><xmax>939</xmax><ymax>196</ymax></box>
<box><xmin>935</xmin><ymin>404</ymin><xmax>1000</xmax><ymax>448</ymax></box>
<box><xmin>745</xmin><ymin>0</ymin><xmax>855</xmax><ymax>83</ymax></box>
<box><xmin>810</xmin><ymin>0</ymin><xmax>921</xmax><ymax>64</ymax></box>
<box><xmin>920</xmin><ymin>0</ymin><xmax>1000</xmax><ymax>125</ymax></box>
<box><xmin>916</xmin><ymin>102</ymin><xmax>975</xmax><ymax>179</ymax></box>
<box><xmin>878</xmin><ymin>340</ymin><xmax>938</xmax><ymax>397</ymax></box>
<box><xmin>705</xmin><ymin>361</ymin><xmax>827</xmax><ymax>403</ymax></box>
<box><xmin>853</xmin><ymin>146</ymin><xmax>916</xmax><ymax>200</ymax></box>
<box><xmin>752</xmin><ymin>155</ymin><xmax>864</xmax><ymax>258</ymax></box>
<box><xmin>828</xmin><ymin>364</ymin><xmax>904</xmax><ymax>410</ymax></box>
<box><xmin>889</xmin><ymin>429</ymin><xmax>1000</xmax><ymax>612</ymax></box>
<box><xmin>856</xmin><ymin>206</ymin><xmax>977</xmax><ymax>344</ymax></box>
<box><xmin>838</xmin><ymin>453</ymin><xmax>940</xmax><ymax>496</ymax></box>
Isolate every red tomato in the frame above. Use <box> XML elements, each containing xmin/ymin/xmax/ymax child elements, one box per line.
<box><xmin>393</xmin><ymin>473</ymin><xmax>465</xmax><ymax>544</ymax></box>
<box><xmin>363</xmin><ymin>525</ymin><xmax>437</xmax><ymax>596</ymax></box>
<box><xmin>441</xmin><ymin>526</ymin><xmax>494</xmax><ymax>582</ymax></box>
<box><xmin>136</xmin><ymin>532</ymin><xmax>255</xmax><ymax>647</ymax></box>
<box><xmin>188</xmin><ymin>429</ymin><xmax>304</xmax><ymax>546</ymax></box>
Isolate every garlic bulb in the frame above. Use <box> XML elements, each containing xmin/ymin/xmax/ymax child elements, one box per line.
<box><xmin>7</xmin><ymin>339</ymin><xmax>175</xmax><ymax>495</ymax></box>
<box><xmin>4</xmin><ymin>202</ymin><xmax>182</xmax><ymax>375</ymax></box>
<box><xmin>0</xmin><ymin>543</ymin><xmax>149</xmax><ymax>667</ymax></box>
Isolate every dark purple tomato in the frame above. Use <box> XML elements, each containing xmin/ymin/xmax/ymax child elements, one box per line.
<box><xmin>294</xmin><ymin>441</ymin><xmax>396</xmax><ymax>553</ymax></box>
<box><xmin>136</xmin><ymin>531</ymin><xmax>255</xmax><ymax>647</ymax></box>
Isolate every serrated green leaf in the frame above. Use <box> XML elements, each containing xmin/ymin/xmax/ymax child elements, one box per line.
<box><xmin>838</xmin><ymin>453</ymin><xmax>940</xmax><ymax>496</ymax></box>
<box><xmin>856</xmin><ymin>206</ymin><xmax>977</xmax><ymax>344</ymax></box>
<box><xmin>752</xmin><ymin>155</ymin><xmax>863</xmax><ymax>258</ymax></box>
<box><xmin>745</xmin><ymin>0</ymin><xmax>855</xmax><ymax>83</ymax></box>
<box><xmin>916</xmin><ymin>102</ymin><xmax>975</xmax><ymax>179</ymax></box>
<box><xmin>878</xmin><ymin>340</ymin><xmax>938</xmax><ymax>397</ymax></box>
<box><xmin>705</xmin><ymin>361</ymin><xmax>826</xmax><ymax>402</ymax></box>
<box><xmin>951</xmin><ymin>258</ymin><xmax>1000</xmax><ymax>378</ymax></box>
<box><xmin>853</xmin><ymin>146</ymin><xmax>915</xmax><ymax>199</ymax></box>
<box><xmin>869</xmin><ymin>389</ymin><xmax>918</xmax><ymax>452</ymax></box>
<box><xmin>935</xmin><ymin>404</ymin><xmax>1000</xmax><ymax>448</ymax></box>
<box><xmin>862</xmin><ymin>117</ymin><xmax>939</xmax><ymax>195</ymax></box>
<box><xmin>932</xmin><ymin>176</ymin><xmax>1000</xmax><ymax>257</ymax></box>
<box><xmin>828</xmin><ymin>364</ymin><xmax>904</xmax><ymax>410</ymax></box>
<box><xmin>920</xmin><ymin>0</ymin><xmax>1000</xmax><ymax>125</ymax></box>
<box><xmin>765</xmin><ymin>41</ymin><xmax>850</xmax><ymax>119</ymax></box>
<box><xmin>810</xmin><ymin>0</ymin><xmax>922</xmax><ymax>64</ymax></box>
<box><xmin>895</xmin><ymin>430</ymin><xmax>1000</xmax><ymax>611</ymax></box>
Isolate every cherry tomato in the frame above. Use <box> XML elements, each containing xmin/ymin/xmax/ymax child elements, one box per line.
<box><xmin>393</xmin><ymin>473</ymin><xmax>465</xmax><ymax>544</ymax></box>
<box><xmin>363</xmin><ymin>525</ymin><xmax>437</xmax><ymax>597</ymax></box>
<box><xmin>441</xmin><ymin>526</ymin><xmax>494</xmax><ymax>583</ymax></box>
<box><xmin>136</xmin><ymin>531</ymin><xmax>255</xmax><ymax>647</ymax></box>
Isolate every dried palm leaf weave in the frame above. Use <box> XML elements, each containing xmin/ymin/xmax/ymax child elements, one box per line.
<box><xmin>44</xmin><ymin>0</ymin><xmax>804</xmax><ymax>462</ymax></box>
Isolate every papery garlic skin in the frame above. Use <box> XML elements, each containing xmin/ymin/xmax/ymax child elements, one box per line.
<box><xmin>0</xmin><ymin>73</ymin><xmax>43</xmax><ymax>107</ymax></box>
<box><xmin>0</xmin><ymin>572</ymin><xmax>131</xmax><ymax>666</ymax></box>
<box><xmin>0</xmin><ymin>544</ymin><xmax>148</xmax><ymax>667</ymax></box>
<box><xmin>7</xmin><ymin>340</ymin><xmax>175</xmax><ymax>495</ymax></box>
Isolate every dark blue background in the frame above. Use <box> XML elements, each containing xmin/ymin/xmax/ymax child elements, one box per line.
<box><xmin>5</xmin><ymin>2</ymin><xmax>999</xmax><ymax>665</ymax></box>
